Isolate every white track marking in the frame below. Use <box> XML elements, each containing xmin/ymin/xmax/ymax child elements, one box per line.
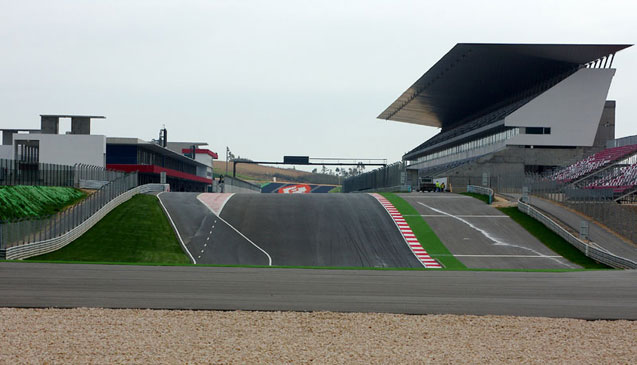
<box><xmin>197</xmin><ymin>195</ymin><xmax>273</xmax><ymax>266</ymax></box>
<box><xmin>158</xmin><ymin>192</ymin><xmax>196</xmax><ymax>264</ymax></box>
<box><xmin>217</xmin><ymin>194</ymin><xmax>234</xmax><ymax>215</ymax></box>
<box><xmin>416</xmin><ymin>201</ymin><xmax>574</xmax><ymax>268</ymax></box>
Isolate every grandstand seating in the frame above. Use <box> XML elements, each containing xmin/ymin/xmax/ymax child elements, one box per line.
<box><xmin>587</xmin><ymin>163</ymin><xmax>637</xmax><ymax>193</ymax></box>
<box><xmin>311</xmin><ymin>185</ymin><xmax>335</xmax><ymax>193</ymax></box>
<box><xmin>261</xmin><ymin>183</ymin><xmax>336</xmax><ymax>193</ymax></box>
<box><xmin>551</xmin><ymin>144</ymin><xmax>637</xmax><ymax>183</ymax></box>
<box><xmin>260</xmin><ymin>182</ymin><xmax>285</xmax><ymax>193</ymax></box>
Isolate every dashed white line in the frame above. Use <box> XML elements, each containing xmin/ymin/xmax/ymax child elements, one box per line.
<box><xmin>197</xmin><ymin>195</ymin><xmax>273</xmax><ymax>266</ymax></box>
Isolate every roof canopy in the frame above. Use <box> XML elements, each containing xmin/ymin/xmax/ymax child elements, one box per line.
<box><xmin>378</xmin><ymin>43</ymin><xmax>631</xmax><ymax>129</ymax></box>
<box><xmin>40</xmin><ymin>115</ymin><xmax>105</xmax><ymax>119</ymax></box>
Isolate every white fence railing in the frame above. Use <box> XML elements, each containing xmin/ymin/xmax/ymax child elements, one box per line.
<box><xmin>0</xmin><ymin>183</ymin><xmax>168</xmax><ymax>260</ymax></box>
<box><xmin>467</xmin><ymin>185</ymin><xmax>493</xmax><ymax>204</ymax></box>
<box><xmin>517</xmin><ymin>199</ymin><xmax>637</xmax><ymax>269</ymax></box>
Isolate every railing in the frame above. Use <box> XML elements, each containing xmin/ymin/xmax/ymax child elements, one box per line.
<box><xmin>0</xmin><ymin>173</ymin><xmax>169</xmax><ymax>260</ymax></box>
<box><xmin>75</xmin><ymin>163</ymin><xmax>126</xmax><ymax>188</ymax></box>
<box><xmin>517</xmin><ymin>198</ymin><xmax>637</xmax><ymax>269</ymax></box>
<box><xmin>467</xmin><ymin>185</ymin><xmax>493</xmax><ymax>204</ymax></box>
<box><xmin>494</xmin><ymin>173</ymin><xmax>637</xmax><ymax>242</ymax></box>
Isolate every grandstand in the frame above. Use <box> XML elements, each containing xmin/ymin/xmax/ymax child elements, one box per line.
<box><xmin>373</xmin><ymin>43</ymin><xmax>631</xmax><ymax>191</ymax></box>
<box><xmin>551</xmin><ymin>144</ymin><xmax>637</xmax><ymax>183</ymax></box>
<box><xmin>260</xmin><ymin>182</ymin><xmax>336</xmax><ymax>194</ymax></box>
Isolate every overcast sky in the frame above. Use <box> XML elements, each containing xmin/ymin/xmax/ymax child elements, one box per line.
<box><xmin>1</xmin><ymin>0</ymin><xmax>635</xmax><ymax>165</ymax></box>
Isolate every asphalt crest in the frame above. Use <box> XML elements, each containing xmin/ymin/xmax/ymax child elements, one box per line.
<box><xmin>160</xmin><ymin>193</ymin><xmax>422</xmax><ymax>268</ymax></box>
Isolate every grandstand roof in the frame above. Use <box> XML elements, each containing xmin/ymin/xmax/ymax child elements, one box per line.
<box><xmin>378</xmin><ymin>43</ymin><xmax>631</xmax><ymax>129</ymax></box>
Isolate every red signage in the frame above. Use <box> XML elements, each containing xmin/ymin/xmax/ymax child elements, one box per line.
<box><xmin>277</xmin><ymin>184</ymin><xmax>312</xmax><ymax>194</ymax></box>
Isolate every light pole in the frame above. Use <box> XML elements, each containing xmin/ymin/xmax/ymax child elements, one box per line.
<box><xmin>225</xmin><ymin>146</ymin><xmax>229</xmax><ymax>176</ymax></box>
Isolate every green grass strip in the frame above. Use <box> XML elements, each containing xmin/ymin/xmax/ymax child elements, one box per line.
<box><xmin>380</xmin><ymin>193</ymin><xmax>466</xmax><ymax>269</ymax></box>
<box><xmin>27</xmin><ymin>195</ymin><xmax>190</xmax><ymax>264</ymax></box>
<box><xmin>461</xmin><ymin>192</ymin><xmax>491</xmax><ymax>204</ymax></box>
<box><xmin>497</xmin><ymin>207</ymin><xmax>610</xmax><ymax>269</ymax></box>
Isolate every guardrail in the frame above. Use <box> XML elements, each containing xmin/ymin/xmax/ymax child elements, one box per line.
<box><xmin>467</xmin><ymin>185</ymin><xmax>493</xmax><ymax>204</ymax></box>
<box><xmin>517</xmin><ymin>199</ymin><xmax>637</xmax><ymax>269</ymax></box>
<box><xmin>0</xmin><ymin>183</ymin><xmax>168</xmax><ymax>260</ymax></box>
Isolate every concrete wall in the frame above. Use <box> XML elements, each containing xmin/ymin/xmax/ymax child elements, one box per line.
<box><xmin>505</xmin><ymin>68</ymin><xmax>615</xmax><ymax>147</ymax></box>
<box><xmin>222</xmin><ymin>176</ymin><xmax>260</xmax><ymax>193</ymax></box>
<box><xmin>0</xmin><ymin>145</ymin><xmax>12</xmax><ymax>159</ymax></box>
<box><xmin>593</xmin><ymin>101</ymin><xmax>616</xmax><ymax>147</ymax></box>
<box><xmin>438</xmin><ymin>145</ymin><xmax>597</xmax><ymax>192</ymax></box>
<box><xmin>13</xmin><ymin>133</ymin><xmax>106</xmax><ymax>167</ymax></box>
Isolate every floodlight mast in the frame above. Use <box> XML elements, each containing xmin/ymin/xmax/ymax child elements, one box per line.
<box><xmin>232</xmin><ymin>156</ymin><xmax>387</xmax><ymax>178</ymax></box>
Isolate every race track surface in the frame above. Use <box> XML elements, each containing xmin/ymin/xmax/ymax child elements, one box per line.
<box><xmin>158</xmin><ymin>193</ymin><xmax>269</xmax><ymax>265</ymax></box>
<box><xmin>219</xmin><ymin>194</ymin><xmax>423</xmax><ymax>268</ymax></box>
<box><xmin>160</xmin><ymin>193</ymin><xmax>422</xmax><ymax>268</ymax></box>
<box><xmin>398</xmin><ymin>193</ymin><xmax>576</xmax><ymax>269</ymax></box>
<box><xmin>1</xmin><ymin>262</ymin><xmax>635</xmax><ymax>320</ymax></box>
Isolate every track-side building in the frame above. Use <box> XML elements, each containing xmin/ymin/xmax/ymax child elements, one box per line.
<box><xmin>377</xmin><ymin>43</ymin><xmax>632</xmax><ymax>189</ymax></box>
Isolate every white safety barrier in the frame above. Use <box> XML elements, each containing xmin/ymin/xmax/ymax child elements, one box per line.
<box><xmin>467</xmin><ymin>185</ymin><xmax>494</xmax><ymax>204</ymax></box>
<box><xmin>1</xmin><ymin>184</ymin><xmax>169</xmax><ymax>261</ymax></box>
<box><xmin>517</xmin><ymin>199</ymin><xmax>637</xmax><ymax>269</ymax></box>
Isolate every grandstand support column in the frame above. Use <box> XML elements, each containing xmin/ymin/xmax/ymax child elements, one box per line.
<box><xmin>522</xmin><ymin>187</ymin><xmax>529</xmax><ymax>203</ymax></box>
<box><xmin>580</xmin><ymin>221</ymin><xmax>589</xmax><ymax>241</ymax></box>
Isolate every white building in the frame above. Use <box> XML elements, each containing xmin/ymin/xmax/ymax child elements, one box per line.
<box><xmin>0</xmin><ymin>115</ymin><xmax>106</xmax><ymax>167</ymax></box>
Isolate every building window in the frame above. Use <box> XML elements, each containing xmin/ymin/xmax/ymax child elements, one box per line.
<box><xmin>525</xmin><ymin>127</ymin><xmax>551</xmax><ymax>135</ymax></box>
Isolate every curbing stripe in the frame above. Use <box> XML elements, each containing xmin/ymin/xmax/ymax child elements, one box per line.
<box><xmin>370</xmin><ymin>193</ymin><xmax>442</xmax><ymax>269</ymax></box>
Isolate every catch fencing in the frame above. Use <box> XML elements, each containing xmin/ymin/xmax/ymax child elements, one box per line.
<box><xmin>493</xmin><ymin>173</ymin><xmax>637</xmax><ymax>243</ymax></box>
<box><xmin>0</xmin><ymin>159</ymin><xmax>74</xmax><ymax>187</ymax></box>
<box><xmin>0</xmin><ymin>159</ymin><xmax>126</xmax><ymax>188</ymax></box>
<box><xmin>0</xmin><ymin>172</ymin><xmax>158</xmax><ymax>259</ymax></box>
<box><xmin>343</xmin><ymin>162</ymin><xmax>409</xmax><ymax>193</ymax></box>
<box><xmin>75</xmin><ymin>163</ymin><xmax>126</xmax><ymax>188</ymax></box>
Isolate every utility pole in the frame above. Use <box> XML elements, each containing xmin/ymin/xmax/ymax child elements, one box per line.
<box><xmin>225</xmin><ymin>147</ymin><xmax>230</xmax><ymax>176</ymax></box>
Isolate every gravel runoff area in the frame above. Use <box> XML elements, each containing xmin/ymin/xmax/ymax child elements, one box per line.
<box><xmin>1</xmin><ymin>308</ymin><xmax>635</xmax><ymax>364</ymax></box>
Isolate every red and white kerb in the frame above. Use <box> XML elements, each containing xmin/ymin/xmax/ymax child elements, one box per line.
<box><xmin>370</xmin><ymin>193</ymin><xmax>442</xmax><ymax>269</ymax></box>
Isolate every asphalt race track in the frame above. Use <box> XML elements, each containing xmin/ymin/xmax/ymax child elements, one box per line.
<box><xmin>1</xmin><ymin>262</ymin><xmax>635</xmax><ymax>320</ymax></box>
<box><xmin>159</xmin><ymin>193</ymin><xmax>422</xmax><ymax>268</ymax></box>
<box><xmin>398</xmin><ymin>193</ymin><xmax>576</xmax><ymax>269</ymax></box>
<box><xmin>158</xmin><ymin>193</ymin><xmax>269</xmax><ymax>265</ymax></box>
<box><xmin>220</xmin><ymin>194</ymin><xmax>423</xmax><ymax>268</ymax></box>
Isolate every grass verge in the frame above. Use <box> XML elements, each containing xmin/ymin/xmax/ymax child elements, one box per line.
<box><xmin>461</xmin><ymin>192</ymin><xmax>490</xmax><ymax>204</ymax></box>
<box><xmin>380</xmin><ymin>193</ymin><xmax>466</xmax><ymax>269</ymax></box>
<box><xmin>497</xmin><ymin>207</ymin><xmax>610</xmax><ymax>269</ymax></box>
<box><xmin>27</xmin><ymin>195</ymin><xmax>190</xmax><ymax>264</ymax></box>
<box><xmin>0</xmin><ymin>185</ymin><xmax>86</xmax><ymax>221</ymax></box>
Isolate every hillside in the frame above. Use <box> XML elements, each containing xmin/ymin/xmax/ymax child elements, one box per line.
<box><xmin>0</xmin><ymin>186</ymin><xmax>86</xmax><ymax>221</ymax></box>
<box><xmin>213</xmin><ymin>161</ymin><xmax>339</xmax><ymax>185</ymax></box>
